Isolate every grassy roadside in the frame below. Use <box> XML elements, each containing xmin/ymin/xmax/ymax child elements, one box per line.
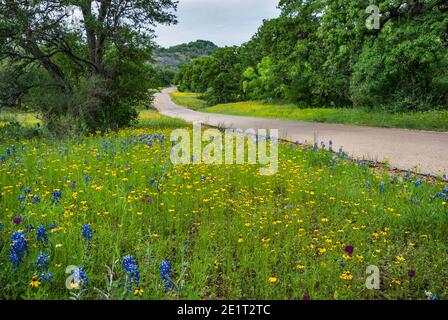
<box><xmin>169</xmin><ymin>92</ymin><xmax>207</xmax><ymax>111</ymax></box>
<box><xmin>204</xmin><ymin>102</ymin><xmax>448</xmax><ymax>132</ymax></box>
<box><xmin>169</xmin><ymin>92</ymin><xmax>448</xmax><ymax>132</ymax></box>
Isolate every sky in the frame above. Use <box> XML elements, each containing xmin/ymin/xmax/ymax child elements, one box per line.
<box><xmin>154</xmin><ymin>0</ymin><xmax>281</xmax><ymax>48</ymax></box>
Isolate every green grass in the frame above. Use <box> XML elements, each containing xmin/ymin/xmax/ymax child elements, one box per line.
<box><xmin>169</xmin><ymin>92</ymin><xmax>207</xmax><ymax>110</ymax></box>
<box><xmin>0</xmin><ymin>110</ymin><xmax>447</xmax><ymax>300</ymax></box>
<box><xmin>200</xmin><ymin>101</ymin><xmax>448</xmax><ymax>132</ymax></box>
<box><xmin>0</xmin><ymin>111</ymin><xmax>41</xmax><ymax>127</ymax></box>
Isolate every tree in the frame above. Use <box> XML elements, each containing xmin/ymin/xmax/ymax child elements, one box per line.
<box><xmin>176</xmin><ymin>0</ymin><xmax>448</xmax><ymax>112</ymax></box>
<box><xmin>0</xmin><ymin>0</ymin><xmax>177</xmax><ymax>132</ymax></box>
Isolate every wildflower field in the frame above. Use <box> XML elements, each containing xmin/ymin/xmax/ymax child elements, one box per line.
<box><xmin>0</xmin><ymin>111</ymin><xmax>447</xmax><ymax>300</ymax></box>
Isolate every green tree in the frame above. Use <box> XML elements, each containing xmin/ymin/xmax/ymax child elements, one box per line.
<box><xmin>0</xmin><ymin>0</ymin><xmax>177</xmax><ymax>132</ymax></box>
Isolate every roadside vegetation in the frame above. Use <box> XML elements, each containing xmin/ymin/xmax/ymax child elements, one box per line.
<box><xmin>169</xmin><ymin>93</ymin><xmax>448</xmax><ymax>131</ymax></box>
<box><xmin>169</xmin><ymin>92</ymin><xmax>207</xmax><ymax>111</ymax></box>
<box><xmin>175</xmin><ymin>1</ymin><xmax>448</xmax><ymax>115</ymax></box>
<box><xmin>203</xmin><ymin>101</ymin><xmax>448</xmax><ymax>131</ymax></box>
<box><xmin>1</xmin><ymin>111</ymin><xmax>447</xmax><ymax>300</ymax></box>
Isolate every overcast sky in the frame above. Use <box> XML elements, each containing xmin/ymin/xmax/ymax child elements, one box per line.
<box><xmin>154</xmin><ymin>0</ymin><xmax>281</xmax><ymax>48</ymax></box>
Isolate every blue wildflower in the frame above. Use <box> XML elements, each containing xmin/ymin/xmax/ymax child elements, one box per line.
<box><xmin>36</xmin><ymin>225</ymin><xmax>48</xmax><ymax>243</ymax></box>
<box><xmin>18</xmin><ymin>195</ymin><xmax>25</xmax><ymax>202</ymax></box>
<box><xmin>122</xmin><ymin>256</ymin><xmax>140</xmax><ymax>289</ymax></box>
<box><xmin>435</xmin><ymin>192</ymin><xmax>447</xmax><ymax>200</ymax></box>
<box><xmin>82</xmin><ymin>224</ymin><xmax>93</xmax><ymax>244</ymax></box>
<box><xmin>0</xmin><ymin>222</ymin><xmax>3</xmax><ymax>230</ymax></box>
<box><xmin>149</xmin><ymin>178</ymin><xmax>155</xmax><ymax>185</ymax></box>
<box><xmin>24</xmin><ymin>187</ymin><xmax>31</xmax><ymax>195</ymax></box>
<box><xmin>72</xmin><ymin>268</ymin><xmax>89</xmax><ymax>288</ymax></box>
<box><xmin>51</xmin><ymin>190</ymin><xmax>62</xmax><ymax>205</ymax></box>
<box><xmin>160</xmin><ymin>260</ymin><xmax>174</xmax><ymax>291</ymax></box>
<box><xmin>35</xmin><ymin>253</ymin><xmax>49</xmax><ymax>272</ymax></box>
<box><xmin>379</xmin><ymin>182</ymin><xmax>385</xmax><ymax>194</ymax></box>
<box><xmin>9</xmin><ymin>231</ymin><xmax>29</xmax><ymax>268</ymax></box>
<box><xmin>32</xmin><ymin>195</ymin><xmax>41</xmax><ymax>204</ymax></box>
<box><xmin>415</xmin><ymin>179</ymin><xmax>423</xmax><ymax>187</ymax></box>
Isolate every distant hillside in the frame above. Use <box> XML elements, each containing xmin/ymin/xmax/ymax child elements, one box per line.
<box><xmin>154</xmin><ymin>40</ymin><xmax>219</xmax><ymax>69</ymax></box>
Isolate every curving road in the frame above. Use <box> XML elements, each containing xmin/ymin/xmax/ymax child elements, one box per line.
<box><xmin>154</xmin><ymin>88</ymin><xmax>448</xmax><ymax>177</ymax></box>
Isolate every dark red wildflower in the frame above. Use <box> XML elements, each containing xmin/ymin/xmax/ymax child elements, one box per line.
<box><xmin>408</xmin><ymin>270</ymin><xmax>416</xmax><ymax>278</ymax></box>
<box><xmin>13</xmin><ymin>216</ymin><xmax>21</xmax><ymax>225</ymax></box>
<box><xmin>345</xmin><ymin>246</ymin><xmax>354</xmax><ymax>255</ymax></box>
<box><xmin>303</xmin><ymin>294</ymin><xmax>311</xmax><ymax>300</ymax></box>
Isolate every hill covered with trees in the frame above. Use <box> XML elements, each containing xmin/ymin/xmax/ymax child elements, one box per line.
<box><xmin>154</xmin><ymin>40</ymin><xmax>219</xmax><ymax>69</ymax></box>
<box><xmin>151</xmin><ymin>40</ymin><xmax>219</xmax><ymax>88</ymax></box>
<box><xmin>175</xmin><ymin>0</ymin><xmax>448</xmax><ymax>112</ymax></box>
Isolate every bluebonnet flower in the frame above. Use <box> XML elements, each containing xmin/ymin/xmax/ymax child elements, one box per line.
<box><xmin>72</xmin><ymin>268</ymin><xmax>89</xmax><ymax>289</ymax></box>
<box><xmin>149</xmin><ymin>178</ymin><xmax>155</xmax><ymax>185</ymax></box>
<box><xmin>160</xmin><ymin>260</ymin><xmax>174</xmax><ymax>291</ymax></box>
<box><xmin>18</xmin><ymin>195</ymin><xmax>25</xmax><ymax>203</ymax></box>
<box><xmin>83</xmin><ymin>175</ymin><xmax>91</xmax><ymax>183</ymax></box>
<box><xmin>425</xmin><ymin>290</ymin><xmax>438</xmax><ymax>300</ymax></box>
<box><xmin>82</xmin><ymin>224</ymin><xmax>93</xmax><ymax>245</ymax></box>
<box><xmin>34</xmin><ymin>252</ymin><xmax>53</xmax><ymax>283</ymax></box>
<box><xmin>443</xmin><ymin>186</ymin><xmax>448</xmax><ymax>194</ymax></box>
<box><xmin>9</xmin><ymin>231</ymin><xmax>29</xmax><ymax>268</ymax></box>
<box><xmin>415</xmin><ymin>179</ymin><xmax>423</xmax><ymax>187</ymax></box>
<box><xmin>379</xmin><ymin>182</ymin><xmax>385</xmax><ymax>194</ymax></box>
<box><xmin>435</xmin><ymin>192</ymin><xmax>447</xmax><ymax>200</ymax></box>
<box><xmin>32</xmin><ymin>195</ymin><xmax>41</xmax><ymax>204</ymax></box>
<box><xmin>122</xmin><ymin>256</ymin><xmax>141</xmax><ymax>289</ymax></box>
<box><xmin>51</xmin><ymin>190</ymin><xmax>62</xmax><ymax>205</ymax></box>
<box><xmin>0</xmin><ymin>222</ymin><xmax>3</xmax><ymax>230</ymax></box>
<box><xmin>25</xmin><ymin>224</ymin><xmax>35</xmax><ymax>233</ymax></box>
<box><xmin>1</xmin><ymin>155</ymin><xmax>6</xmax><ymax>163</ymax></box>
<box><xmin>48</xmin><ymin>224</ymin><xmax>58</xmax><ymax>231</ymax></box>
<box><xmin>24</xmin><ymin>187</ymin><xmax>31</xmax><ymax>195</ymax></box>
<box><xmin>36</xmin><ymin>225</ymin><xmax>48</xmax><ymax>243</ymax></box>
<box><xmin>35</xmin><ymin>253</ymin><xmax>49</xmax><ymax>272</ymax></box>
<box><xmin>312</xmin><ymin>143</ymin><xmax>318</xmax><ymax>152</ymax></box>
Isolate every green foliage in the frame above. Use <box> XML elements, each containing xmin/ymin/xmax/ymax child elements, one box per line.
<box><xmin>175</xmin><ymin>0</ymin><xmax>448</xmax><ymax>112</ymax></box>
<box><xmin>175</xmin><ymin>47</ymin><xmax>244</xmax><ymax>104</ymax></box>
<box><xmin>0</xmin><ymin>0</ymin><xmax>177</xmax><ymax>133</ymax></box>
<box><xmin>351</xmin><ymin>10</ymin><xmax>448</xmax><ymax>112</ymax></box>
<box><xmin>0</xmin><ymin>122</ymin><xmax>46</xmax><ymax>143</ymax></box>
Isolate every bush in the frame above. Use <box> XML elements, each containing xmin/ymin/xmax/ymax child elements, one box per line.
<box><xmin>0</xmin><ymin>122</ymin><xmax>46</xmax><ymax>143</ymax></box>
